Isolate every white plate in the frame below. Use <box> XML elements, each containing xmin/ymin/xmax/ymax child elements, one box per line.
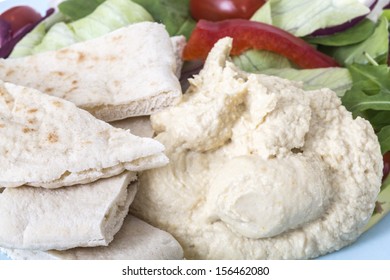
<box><xmin>0</xmin><ymin>0</ymin><xmax>389</xmax><ymax>260</ymax></box>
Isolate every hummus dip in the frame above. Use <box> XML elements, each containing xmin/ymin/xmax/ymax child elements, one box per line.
<box><xmin>131</xmin><ymin>38</ymin><xmax>383</xmax><ymax>259</ymax></box>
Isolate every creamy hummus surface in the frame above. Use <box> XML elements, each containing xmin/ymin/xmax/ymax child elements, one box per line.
<box><xmin>131</xmin><ymin>38</ymin><xmax>383</xmax><ymax>259</ymax></box>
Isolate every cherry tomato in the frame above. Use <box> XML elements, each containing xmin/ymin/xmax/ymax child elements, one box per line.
<box><xmin>383</xmin><ymin>152</ymin><xmax>390</xmax><ymax>182</ymax></box>
<box><xmin>0</xmin><ymin>6</ymin><xmax>42</xmax><ymax>35</ymax></box>
<box><xmin>190</xmin><ymin>0</ymin><xmax>266</xmax><ymax>21</ymax></box>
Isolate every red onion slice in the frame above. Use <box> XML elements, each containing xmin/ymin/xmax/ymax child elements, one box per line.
<box><xmin>310</xmin><ymin>0</ymin><xmax>380</xmax><ymax>37</ymax></box>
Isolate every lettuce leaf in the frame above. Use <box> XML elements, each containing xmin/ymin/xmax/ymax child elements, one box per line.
<box><xmin>260</xmin><ymin>67</ymin><xmax>352</xmax><ymax>97</ymax></box>
<box><xmin>13</xmin><ymin>0</ymin><xmax>153</xmax><ymax>55</ymax></box>
<box><xmin>9</xmin><ymin>12</ymin><xmax>67</xmax><ymax>57</ymax></box>
<box><xmin>341</xmin><ymin>63</ymin><xmax>390</xmax><ymax>154</ymax></box>
<box><xmin>58</xmin><ymin>0</ymin><xmax>106</xmax><ymax>21</ymax></box>
<box><xmin>342</xmin><ymin>64</ymin><xmax>390</xmax><ymax>112</ymax></box>
<box><xmin>304</xmin><ymin>19</ymin><xmax>376</xmax><ymax>47</ymax></box>
<box><xmin>251</xmin><ymin>0</ymin><xmax>370</xmax><ymax>37</ymax></box>
<box><xmin>232</xmin><ymin>50</ymin><xmax>292</xmax><ymax>72</ymax></box>
<box><xmin>69</xmin><ymin>0</ymin><xmax>153</xmax><ymax>41</ymax></box>
<box><xmin>132</xmin><ymin>0</ymin><xmax>195</xmax><ymax>39</ymax></box>
<box><xmin>32</xmin><ymin>22</ymin><xmax>77</xmax><ymax>54</ymax></box>
<box><xmin>322</xmin><ymin>16</ymin><xmax>389</xmax><ymax>66</ymax></box>
<box><xmin>378</xmin><ymin>126</ymin><xmax>390</xmax><ymax>154</ymax></box>
<box><xmin>232</xmin><ymin>50</ymin><xmax>352</xmax><ymax>97</ymax></box>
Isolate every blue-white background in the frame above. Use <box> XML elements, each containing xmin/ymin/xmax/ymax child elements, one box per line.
<box><xmin>0</xmin><ymin>0</ymin><xmax>389</xmax><ymax>260</ymax></box>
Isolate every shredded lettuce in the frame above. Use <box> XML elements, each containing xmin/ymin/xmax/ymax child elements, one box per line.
<box><xmin>252</xmin><ymin>0</ymin><xmax>371</xmax><ymax>37</ymax></box>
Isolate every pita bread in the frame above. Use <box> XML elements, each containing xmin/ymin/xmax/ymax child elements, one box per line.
<box><xmin>0</xmin><ymin>215</ymin><xmax>184</xmax><ymax>260</ymax></box>
<box><xmin>110</xmin><ymin>116</ymin><xmax>154</xmax><ymax>138</ymax></box>
<box><xmin>0</xmin><ymin>22</ymin><xmax>182</xmax><ymax>122</ymax></box>
<box><xmin>0</xmin><ymin>81</ymin><xmax>167</xmax><ymax>188</ymax></box>
<box><xmin>0</xmin><ymin>172</ymin><xmax>137</xmax><ymax>251</ymax></box>
<box><xmin>170</xmin><ymin>35</ymin><xmax>186</xmax><ymax>78</ymax></box>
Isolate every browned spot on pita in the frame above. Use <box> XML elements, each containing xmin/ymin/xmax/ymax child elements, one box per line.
<box><xmin>111</xmin><ymin>35</ymin><xmax>122</xmax><ymax>41</ymax></box>
<box><xmin>66</xmin><ymin>86</ymin><xmax>78</xmax><ymax>94</ymax></box>
<box><xmin>6</xmin><ymin>69</ymin><xmax>14</xmax><ymax>76</ymax></box>
<box><xmin>113</xmin><ymin>80</ymin><xmax>120</xmax><ymax>87</ymax></box>
<box><xmin>53</xmin><ymin>71</ymin><xmax>65</xmax><ymax>76</ymax></box>
<box><xmin>45</xmin><ymin>88</ymin><xmax>54</xmax><ymax>93</ymax></box>
<box><xmin>77</xmin><ymin>52</ymin><xmax>86</xmax><ymax>63</ymax></box>
<box><xmin>55</xmin><ymin>49</ymin><xmax>71</xmax><ymax>60</ymax></box>
<box><xmin>0</xmin><ymin>86</ymin><xmax>7</xmax><ymax>96</ymax></box>
<box><xmin>107</xmin><ymin>55</ymin><xmax>117</xmax><ymax>61</ymax></box>
<box><xmin>23</xmin><ymin>127</ymin><xmax>33</xmax><ymax>133</ymax></box>
<box><xmin>28</xmin><ymin>108</ymin><xmax>38</xmax><ymax>114</ymax></box>
<box><xmin>72</xmin><ymin>80</ymin><xmax>78</xmax><ymax>86</ymax></box>
<box><xmin>52</xmin><ymin>101</ymin><xmax>63</xmax><ymax>107</ymax></box>
<box><xmin>28</xmin><ymin>118</ymin><xmax>36</xmax><ymax>125</ymax></box>
<box><xmin>47</xmin><ymin>132</ymin><xmax>59</xmax><ymax>143</ymax></box>
<box><xmin>0</xmin><ymin>123</ymin><xmax>5</xmax><ymax>128</ymax></box>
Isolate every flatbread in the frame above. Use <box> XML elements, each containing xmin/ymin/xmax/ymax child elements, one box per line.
<box><xmin>170</xmin><ymin>35</ymin><xmax>186</xmax><ymax>78</ymax></box>
<box><xmin>110</xmin><ymin>116</ymin><xmax>154</xmax><ymax>138</ymax></box>
<box><xmin>0</xmin><ymin>172</ymin><xmax>138</xmax><ymax>251</ymax></box>
<box><xmin>0</xmin><ymin>81</ymin><xmax>167</xmax><ymax>188</ymax></box>
<box><xmin>0</xmin><ymin>215</ymin><xmax>184</xmax><ymax>260</ymax></box>
<box><xmin>0</xmin><ymin>22</ymin><xmax>182</xmax><ymax>122</ymax></box>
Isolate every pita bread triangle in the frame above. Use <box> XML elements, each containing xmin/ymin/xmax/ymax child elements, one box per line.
<box><xmin>0</xmin><ymin>215</ymin><xmax>184</xmax><ymax>259</ymax></box>
<box><xmin>0</xmin><ymin>172</ymin><xmax>138</xmax><ymax>251</ymax></box>
<box><xmin>0</xmin><ymin>22</ymin><xmax>182</xmax><ymax>122</ymax></box>
<box><xmin>0</xmin><ymin>81</ymin><xmax>167</xmax><ymax>188</ymax></box>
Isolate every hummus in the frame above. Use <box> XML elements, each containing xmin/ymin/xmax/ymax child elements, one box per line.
<box><xmin>131</xmin><ymin>38</ymin><xmax>383</xmax><ymax>259</ymax></box>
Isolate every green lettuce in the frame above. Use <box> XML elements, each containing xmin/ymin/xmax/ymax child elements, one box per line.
<box><xmin>260</xmin><ymin>67</ymin><xmax>352</xmax><ymax>97</ymax></box>
<box><xmin>304</xmin><ymin>19</ymin><xmax>376</xmax><ymax>47</ymax></box>
<box><xmin>9</xmin><ymin>12</ymin><xmax>68</xmax><ymax>57</ymax></box>
<box><xmin>232</xmin><ymin>50</ymin><xmax>292</xmax><ymax>72</ymax></box>
<box><xmin>132</xmin><ymin>0</ymin><xmax>195</xmax><ymax>39</ymax></box>
<box><xmin>11</xmin><ymin>0</ymin><xmax>153</xmax><ymax>56</ymax></box>
<box><xmin>69</xmin><ymin>0</ymin><xmax>153</xmax><ymax>41</ymax></box>
<box><xmin>341</xmin><ymin>64</ymin><xmax>390</xmax><ymax>154</ymax></box>
<box><xmin>32</xmin><ymin>22</ymin><xmax>77</xmax><ymax>54</ymax></box>
<box><xmin>232</xmin><ymin>50</ymin><xmax>352</xmax><ymax>97</ymax></box>
<box><xmin>58</xmin><ymin>0</ymin><xmax>106</xmax><ymax>21</ymax></box>
<box><xmin>322</xmin><ymin>16</ymin><xmax>389</xmax><ymax>66</ymax></box>
<box><xmin>251</xmin><ymin>0</ymin><xmax>370</xmax><ymax>37</ymax></box>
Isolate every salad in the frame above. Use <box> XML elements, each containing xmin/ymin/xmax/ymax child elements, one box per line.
<box><xmin>0</xmin><ymin>0</ymin><xmax>389</xmax><ymax>258</ymax></box>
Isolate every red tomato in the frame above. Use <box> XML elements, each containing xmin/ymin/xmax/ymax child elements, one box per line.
<box><xmin>183</xmin><ymin>19</ymin><xmax>339</xmax><ymax>69</ymax></box>
<box><xmin>0</xmin><ymin>6</ymin><xmax>42</xmax><ymax>35</ymax></box>
<box><xmin>383</xmin><ymin>152</ymin><xmax>390</xmax><ymax>182</ymax></box>
<box><xmin>190</xmin><ymin>0</ymin><xmax>266</xmax><ymax>21</ymax></box>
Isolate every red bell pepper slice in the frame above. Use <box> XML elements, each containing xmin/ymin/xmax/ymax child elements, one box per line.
<box><xmin>183</xmin><ymin>19</ymin><xmax>339</xmax><ymax>69</ymax></box>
